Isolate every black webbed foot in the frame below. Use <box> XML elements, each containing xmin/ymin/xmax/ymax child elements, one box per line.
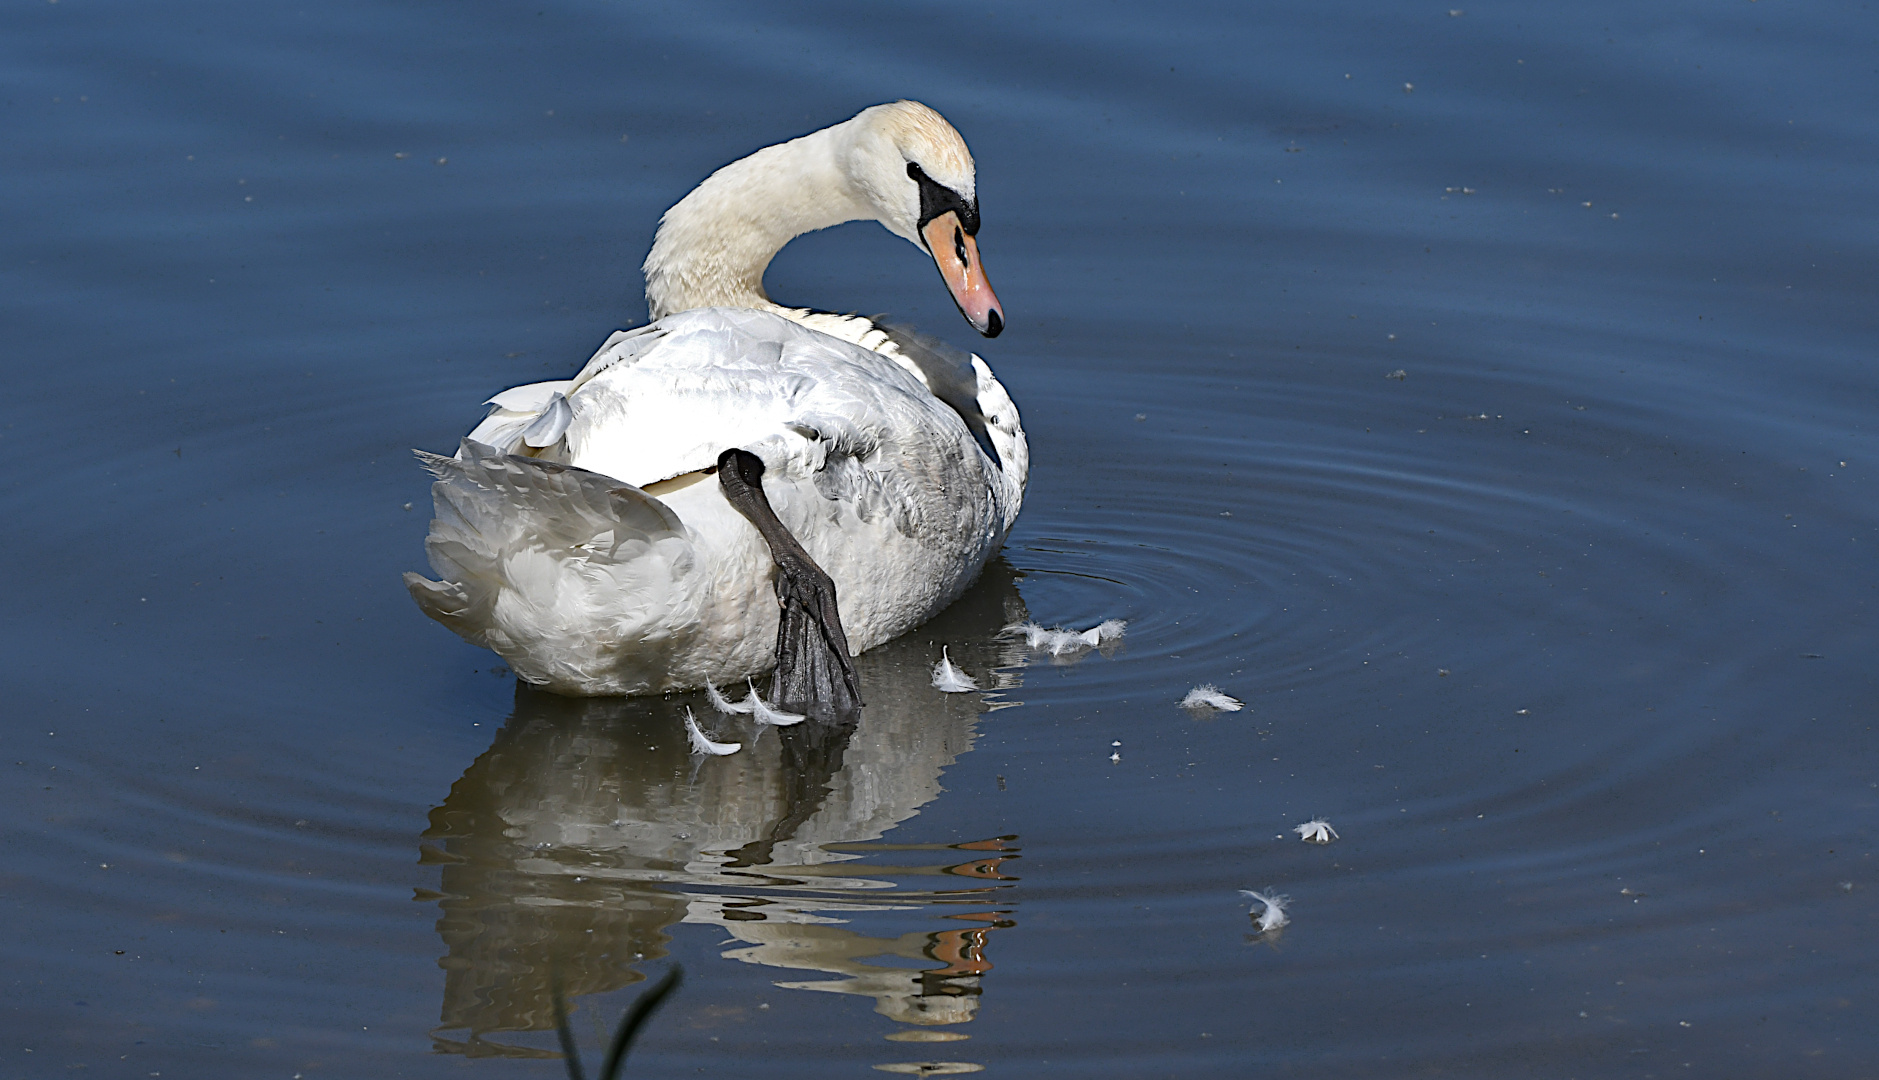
<box><xmin>717</xmin><ymin>448</ymin><xmax>863</xmax><ymax>721</ymax></box>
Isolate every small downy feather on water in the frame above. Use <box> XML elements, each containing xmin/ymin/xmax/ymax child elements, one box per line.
<box><xmin>931</xmin><ymin>646</ymin><xmax>978</xmax><ymax>692</ymax></box>
<box><xmin>1181</xmin><ymin>685</ymin><xmax>1243</xmax><ymax>712</ymax></box>
<box><xmin>1241</xmin><ymin>889</ymin><xmax>1289</xmax><ymax>933</ymax></box>
<box><xmin>1008</xmin><ymin>619</ymin><xmax>1127</xmax><ymax>657</ymax></box>
<box><xmin>1294</xmin><ymin>819</ymin><xmax>1338</xmax><ymax>844</ymax></box>
<box><xmin>706</xmin><ymin>682</ymin><xmax>754</xmax><ymax>715</ymax></box>
<box><xmin>706</xmin><ymin>679</ymin><xmax>805</xmax><ymax>724</ymax></box>
<box><xmin>743</xmin><ymin>679</ymin><xmax>806</xmax><ymax>726</ymax></box>
<box><xmin>683</xmin><ymin>707</ymin><xmax>741</xmax><ymax>756</ymax></box>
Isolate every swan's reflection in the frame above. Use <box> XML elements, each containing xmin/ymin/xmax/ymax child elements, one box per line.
<box><xmin>422</xmin><ymin>560</ymin><xmax>1029</xmax><ymax>1060</ymax></box>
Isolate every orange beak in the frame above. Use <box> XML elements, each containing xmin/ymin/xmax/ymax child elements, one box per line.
<box><xmin>922</xmin><ymin>210</ymin><xmax>1003</xmax><ymax>338</ymax></box>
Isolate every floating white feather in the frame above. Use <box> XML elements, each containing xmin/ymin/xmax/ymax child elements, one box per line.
<box><xmin>1010</xmin><ymin>621</ymin><xmax>1053</xmax><ymax>649</ymax></box>
<box><xmin>1007</xmin><ymin>618</ymin><xmax>1127</xmax><ymax>657</ymax></box>
<box><xmin>706</xmin><ymin>682</ymin><xmax>753</xmax><ymax>715</ymax></box>
<box><xmin>1180</xmin><ymin>684</ymin><xmax>1243</xmax><ymax>712</ymax></box>
<box><xmin>743</xmin><ymin>679</ymin><xmax>807</xmax><ymax>726</ymax></box>
<box><xmin>1240</xmin><ymin>889</ymin><xmax>1290</xmax><ymax>933</ymax></box>
<box><xmin>931</xmin><ymin>646</ymin><xmax>978</xmax><ymax>692</ymax></box>
<box><xmin>1294</xmin><ymin>819</ymin><xmax>1338</xmax><ymax>844</ymax></box>
<box><xmin>683</xmin><ymin>707</ymin><xmax>741</xmax><ymax>756</ymax></box>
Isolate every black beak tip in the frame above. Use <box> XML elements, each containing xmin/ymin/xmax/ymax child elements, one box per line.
<box><xmin>981</xmin><ymin>308</ymin><xmax>1003</xmax><ymax>339</ymax></box>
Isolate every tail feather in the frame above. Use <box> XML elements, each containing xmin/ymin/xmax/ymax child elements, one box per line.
<box><xmin>418</xmin><ymin>440</ymin><xmax>684</xmax><ymax>550</ymax></box>
<box><xmin>404</xmin><ymin>444</ymin><xmax>698</xmax><ymax>680</ymax></box>
<box><xmin>403</xmin><ymin>571</ymin><xmax>470</xmax><ymax>619</ymax></box>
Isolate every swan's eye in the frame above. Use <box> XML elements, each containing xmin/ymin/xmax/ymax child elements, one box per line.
<box><xmin>954</xmin><ymin>226</ymin><xmax>969</xmax><ymax>267</ymax></box>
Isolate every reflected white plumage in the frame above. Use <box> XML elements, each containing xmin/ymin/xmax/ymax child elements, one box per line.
<box><xmin>405</xmin><ymin>103</ymin><xmax>1028</xmax><ymax>697</ymax></box>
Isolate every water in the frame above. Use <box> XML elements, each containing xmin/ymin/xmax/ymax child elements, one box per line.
<box><xmin>5</xmin><ymin>1</ymin><xmax>1875</xmax><ymax>1076</ymax></box>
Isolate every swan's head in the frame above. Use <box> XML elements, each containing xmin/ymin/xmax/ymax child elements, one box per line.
<box><xmin>844</xmin><ymin>101</ymin><xmax>1004</xmax><ymax>338</ymax></box>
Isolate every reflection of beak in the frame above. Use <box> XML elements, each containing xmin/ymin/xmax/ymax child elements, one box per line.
<box><xmin>922</xmin><ymin>210</ymin><xmax>1003</xmax><ymax>338</ymax></box>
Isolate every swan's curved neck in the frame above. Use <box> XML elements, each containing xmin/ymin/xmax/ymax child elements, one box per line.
<box><xmin>644</xmin><ymin>122</ymin><xmax>875</xmax><ymax>320</ymax></box>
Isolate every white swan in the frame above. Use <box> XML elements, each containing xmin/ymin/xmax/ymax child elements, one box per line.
<box><xmin>405</xmin><ymin>102</ymin><xmax>1028</xmax><ymax>712</ymax></box>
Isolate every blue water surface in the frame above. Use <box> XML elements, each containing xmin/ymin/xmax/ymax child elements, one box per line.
<box><xmin>3</xmin><ymin>2</ymin><xmax>1875</xmax><ymax>1077</ymax></box>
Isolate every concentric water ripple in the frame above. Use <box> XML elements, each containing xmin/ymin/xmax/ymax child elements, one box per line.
<box><xmin>964</xmin><ymin>358</ymin><xmax>1875</xmax><ymax>1072</ymax></box>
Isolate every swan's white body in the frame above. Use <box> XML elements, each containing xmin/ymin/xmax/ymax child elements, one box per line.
<box><xmin>407</xmin><ymin>103</ymin><xmax>1027</xmax><ymax>696</ymax></box>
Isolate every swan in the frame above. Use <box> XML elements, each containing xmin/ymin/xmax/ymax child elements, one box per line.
<box><xmin>405</xmin><ymin>102</ymin><xmax>1028</xmax><ymax>716</ymax></box>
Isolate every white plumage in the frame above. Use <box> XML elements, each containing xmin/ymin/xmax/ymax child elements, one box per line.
<box><xmin>931</xmin><ymin>646</ymin><xmax>978</xmax><ymax>693</ymax></box>
<box><xmin>404</xmin><ymin>103</ymin><xmax>1029</xmax><ymax>697</ymax></box>
<box><xmin>1180</xmin><ymin>685</ymin><xmax>1243</xmax><ymax>712</ymax></box>
<box><xmin>406</xmin><ymin>311</ymin><xmax>1023</xmax><ymax>695</ymax></box>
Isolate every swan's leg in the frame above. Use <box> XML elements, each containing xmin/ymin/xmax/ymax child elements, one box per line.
<box><xmin>717</xmin><ymin>448</ymin><xmax>864</xmax><ymax>720</ymax></box>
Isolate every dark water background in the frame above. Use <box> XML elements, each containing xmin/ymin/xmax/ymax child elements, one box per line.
<box><xmin>5</xmin><ymin>1</ymin><xmax>1876</xmax><ymax>1076</ymax></box>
